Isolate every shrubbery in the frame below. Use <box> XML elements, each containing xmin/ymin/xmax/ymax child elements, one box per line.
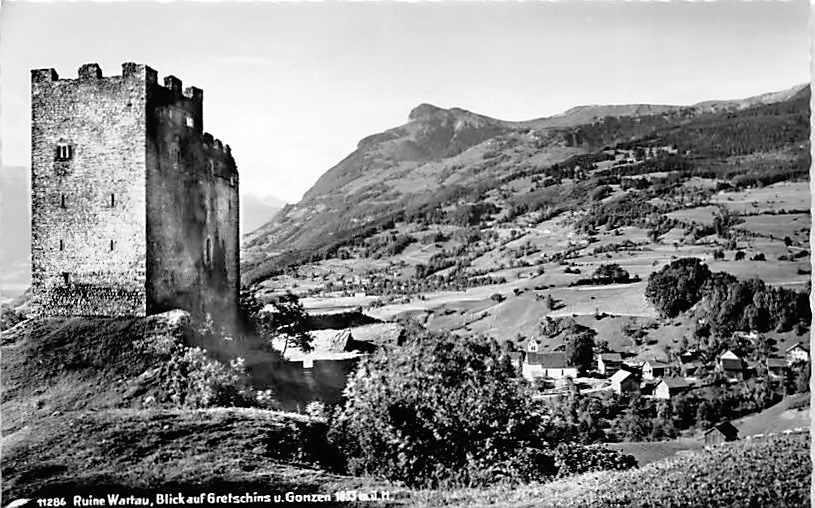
<box><xmin>137</xmin><ymin>334</ymin><xmax>254</xmax><ymax>409</ymax></box>
<box><xmin>586</xmin><ymin>432</ymin><xmax>811</xmax><ymax>507</ymax></box>
<box><xmin>0</xmin><ymin>304</ymin><xmax>25</xmax><ymax>331</ymax></box>
<box><xmin>553</xmin><ymin>444</ymin><xmax>637</xmax><ymax>477</ymax></box>
<box><xmin>328</xmin><ymin>331</ymin><xmax>552</xmax><ymax>487</ymax></box>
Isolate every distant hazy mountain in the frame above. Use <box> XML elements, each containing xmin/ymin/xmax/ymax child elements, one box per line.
<box><xmin>241</xmin><ymin>193</ymin><xmax>285</xmax><ymax>236</ymax></box>
<box><xmin>0</xmin><ymin>165</ymin><xmax>31</xmax><ymax>297</ymax></box>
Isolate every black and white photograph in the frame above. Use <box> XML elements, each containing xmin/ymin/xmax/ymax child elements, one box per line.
<box><xmin>0</xmin><ymin>1</ymin><xmax>811</xmax><ymax>506</ymax></box>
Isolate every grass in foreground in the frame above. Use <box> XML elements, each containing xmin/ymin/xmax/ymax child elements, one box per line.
<box><xmin>408</xmin><ymin>431</ymin><xmax>810</xmax><ymax>507</ymax></box>
<box><xmin>1</xmin><ymin>408</ymin><xmax>394</xmax><ymax>506</ymax></box>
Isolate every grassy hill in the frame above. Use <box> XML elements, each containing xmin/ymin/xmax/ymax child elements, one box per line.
<box><xmin>408</xmin><ymin>431</ymin><xmax>810</xmax><ymax>507</ymax></box>
<box><xmin>2</xmin><ymin>408</ymin><xmax>376</xmax><ymax>505</ymax></box>
<box><xmin>0</xmin><ymin>313</ymin><xmax>377</xmax><ymax>505</ymax></box>
<box><xmin>733</xmin><ymin>392</ymin><xmax>810</xmax><ymax>437</ymax></box>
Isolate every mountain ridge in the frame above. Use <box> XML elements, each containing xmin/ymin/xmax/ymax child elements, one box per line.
<box><xmin>242</xmin><ymin>83</ymin><xmax>809</xmax><ymax>284</ymax></box>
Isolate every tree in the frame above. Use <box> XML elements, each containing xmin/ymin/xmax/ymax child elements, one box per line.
<box><xmin>612</xmin><ymin>397</ymin><xmax>650</xmax><ymax>441</ymax></box>
<box><xmin>792</xmin><ymin>361</ymin><xmax>811</xmax><ymax>393</ymax></box>
<box><xmin>713</xmin><ymin>208</ymin><xmax>741</xmax><ymax>239</ymax></box>
<box><xmin>592</xmin><ymin>263</ymin><xmax>631</xmax><ymax>283</ymax></box>
<box><xmin>564</xmin><ymin>327</ymin><xmax>596</xmax><ymax>372</ymax></box>
<box><xmin>328</xmin><ymin>331</ymin><xmax>553</xmax><ymax>487</ymax></box>
<box><xmin>645</xmin><ymin>258</ymin><xmax>712</xmax><ymax>318</ymax></box>
<box><xmin>256</xmin><ymin>292</ymin><xmax>312</xmax><ymax>356</ymax></box>
<box><xmin>695</xmin><ymin>399</ymin><xmax>715</xmax><ymax>430</ymax></box>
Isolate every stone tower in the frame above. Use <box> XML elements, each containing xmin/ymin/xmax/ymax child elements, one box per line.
<box><xmin>30</xmin><ymin>62</ymin><xmax>239</xmax><ymax>323</ymax></box>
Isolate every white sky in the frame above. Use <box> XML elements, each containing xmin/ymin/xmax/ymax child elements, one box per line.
<box><xmin>0</xmin><ymin>1</ymin><xmax>810</xmax><ymax>203</ymax></box>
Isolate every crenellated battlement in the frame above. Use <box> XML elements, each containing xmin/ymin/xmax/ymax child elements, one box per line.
<box><xmin>201</xmin><ymin>132</ymin><xmax>237</xmax><ymax>178</ymax></box>
<box><xmin>32</xmin><ymin>63</ymin><xmax>204</xmax><ymax>106</ymax></box>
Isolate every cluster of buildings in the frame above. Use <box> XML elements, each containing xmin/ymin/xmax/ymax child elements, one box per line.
<box><xmin>512</xmin><ymin>336</ymin><xmax>810</xmax><ymax>402</ymax></box>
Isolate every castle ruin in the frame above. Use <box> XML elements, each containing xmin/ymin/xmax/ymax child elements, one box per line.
<box><xmin>30</xmin><ymin>62</ymin><xmax>239</xmax><ymax>322</ymax></box>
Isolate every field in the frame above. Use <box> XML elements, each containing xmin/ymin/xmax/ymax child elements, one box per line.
<box><xmin>711</xmin><ymin>181</ymin><xmax>810</xmax><ymax>214</ymax></box>
<box><xmin>408</xmin><ymin>432</ymin><xmax>811</xmax><ymax>507</ymax></box>
<box><xmin>735</xmin><ymin>212</ymin><xmax>810</xmax><ymax>240</ymax></box>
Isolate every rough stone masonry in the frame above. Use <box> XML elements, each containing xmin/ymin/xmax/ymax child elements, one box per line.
<box><xmin>30</xmin><ymin>62</ymin><xmax>240</xmax><ymax>324</ymax></box>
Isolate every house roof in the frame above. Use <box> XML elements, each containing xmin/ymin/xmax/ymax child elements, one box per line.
<box><xmin>349</xmin><ymin>323</ymin><xmax>404</xmax><ymax>346</ymax></box>
<box><xmin>610</xmin><ymin>369</ymin><xmax>633</xmax><ymax>383</ymax></box>
<box><xmin>645</xmin><ymin>360</ymin><xmax>670</xmax><ymax>368</ymax></box>
<box><xmin>526</xmin><ymin>352</ymin><xmax>571</xmax><ymax>368</ymax></box>
<box><xmin>599</xmin><ymin>352</ymin><xmax>623</xmax><ymax>362</ymax></box>
<box><xmin>720</xmin><ymin>350</ymin><xmax>740</xmax><ymax>360</ymax></box>
<box><xmin>273</xmin><ymin>328</ymin><xmax>374</xmax><ymax>361</ymax></box>
<box><xmin>786</xmin><ymin>342</ymin><xmax>809</xmax><ymax>353</ymax></box>
<box><xmin>719</xmin><ymin>357</ymin><xmax>744</xmax><ymax>370</ymax></box>
<box><xmin>705</xmin><ymin>421</ymin><xmax>739</xmax><ymax>439</ymax></box>
<box><xmin>766</xmin><ymin>357</ymin><xmax>788</xmax><ymax>368</ymax></box>
<box><xmin>660</xmin><ymin>376</ymin><xmax>691</xmax><ymax>390</ymax></box>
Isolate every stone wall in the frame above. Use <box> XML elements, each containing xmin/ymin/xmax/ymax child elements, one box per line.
<box><xmin>145</xmin><ymin>71</ymin><xmax>240</xmax><ymax>325</ymax></box>
<box><xmin>30</xmin><ymin>62</ymin><xmax>239</xmax><ymax>322</ymax></box>
<box><xmin>30</xmin><ymin>63</ymin><xmax>149</xmax><ymax>316</ymax></box>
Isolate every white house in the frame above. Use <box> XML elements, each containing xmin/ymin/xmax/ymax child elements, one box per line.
<box><xmin>653</xmin><ymin>376</ymin><xmax>691</xmax><ymax>400</ymax></box>
<box><xmin>522</xmin><ymin>352</ymin><xmax>578</xmax><ymax>381</ymax></box>
<box><xmin>785</xmin><ymin>343</ymin><xmax>810</xmax><ymax>365</ymax></box>
<box><xmin>597</xmin><ymin>352</ymin><xmax>623</xmax><ymax>376</ymax></box>
<box><xmin>642</xmin><ymin>360</ymin><xmax>671</xmax><ymax>380</ymax></box>
<box><xmin>610</xmin><ymin>369</ymin><xmax>639</xmax><ymax>395</ymax></box>
<box><xmin>717</xmin><ymin>350</ymin><xmax>746</xmax><ymax>380</ymax></box>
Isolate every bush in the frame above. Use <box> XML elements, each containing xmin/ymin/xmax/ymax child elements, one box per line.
<box><xmin>0</xmin><ymin>304</ymin><xmax>24</xmax><ymax>331</ymax></box>
<box><xmin>553</xmin><ymin>444</ymin><xmax>637</xmax><ymax>477</ymax></box>
<box><xmin>138</xmin><ymin>335</ymin><xmax>254</xmax><ymax>408</ymax></box>
<box><xmin>328</xmin><ymin>332</ymin><xmax>552</xmax><ymax>487</ymax></box>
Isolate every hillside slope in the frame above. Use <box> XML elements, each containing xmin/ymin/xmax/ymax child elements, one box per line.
<box><xmin>410</xmin><ymin>431</ymin><xmax>810</xmax><ymax>507</ymax></box>
<box><xmin>242</xmin><ymin>84</ymin><xmax>809</xmax><ymax>285</ymax></box>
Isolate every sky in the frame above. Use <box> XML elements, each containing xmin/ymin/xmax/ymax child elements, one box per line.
<box><xmin>0</xmin><ymin>1</ymin><xmax>810</xmax><ymax>204</ymax></box>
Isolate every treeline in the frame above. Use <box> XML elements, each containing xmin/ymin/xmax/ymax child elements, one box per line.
<box><xmin>574</xmin><ymin>191</ymin><xmax>661</xmax><ymax>233</ymax></box>
<box><xmin>646</xmin><ymin>258</ymin><xmax>811</xmax><ymax>337</ymax></box>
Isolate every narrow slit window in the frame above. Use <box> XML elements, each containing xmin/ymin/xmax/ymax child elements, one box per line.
<box><xmin>205</xmin><ymin>238</ymin><xmax>212</xmax><ymax>265</ymax></box>
<box><xmin>62</xmin><ymin>272</ymin><xmax>70</xmax><ymax>285</ymax></box>
<box><xmin>60</xmin><ymin>194</ymin><xmax>66</xmax><ymax>208</ymax></box>
<box><xmin>176</xmin><ymin>149</ymin><xmax>182</xmax><ymax>164</ymax></box>
<box><xmin>110</xmin><ymin>239</ymin><xmax>115</xmax><ymax>251</ymax></box>
<box><xmin>110</xmin><ymin>193</ymin><xmax>115</xmax><ymax>207</ymax></box>
<box><xmin>55</xmin><ymin>143</ymin><xmax>72</xmax><ymax>161</ymax></box>
<box><xmin>59</xmin><ymin>239</ymin><xmax>64</xmax><ymax>251</ymax></box>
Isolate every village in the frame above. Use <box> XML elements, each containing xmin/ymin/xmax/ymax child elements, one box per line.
<box><xmin>267</xmin><ymin>305</ymin><xmax>811</xmax><ymax>447</ymax></box>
